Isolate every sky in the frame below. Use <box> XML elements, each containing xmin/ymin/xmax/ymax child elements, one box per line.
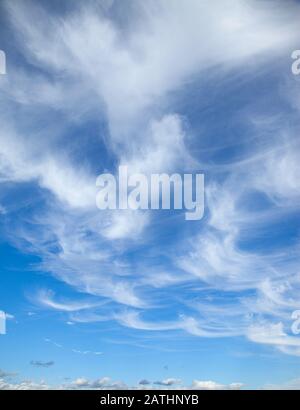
<box><xmin>0</xmin><ymin>0</ymin><xmax>300</xmax><ymax>390</ymax></box>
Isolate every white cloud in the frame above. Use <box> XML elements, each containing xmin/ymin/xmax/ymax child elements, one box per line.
<box><xmin>0</xmin><ymin>378</ymin><xmax>51</xmax><ymax>390</ymax></box>
<box><xmin>116</xmin><ymin>310</ymin><xmax>241</xmax><ymax>338</ymax></box>
<box><xmin>0</xmin><ymin>369</ymin><xmax>244</xmax><ymax>390</ymax></box>
<box><xmin>70</xmin><ymin>376</ymin><xmax>126</xmax><ymax>390</ymax></box>
<box><xmin>191</xmin><ymin>380</ymin><xmax>244</xmax><ymax>390</ymax></box>
<box><xmin>0</xmin><ymin>0</ymin><xmax>300</xmax><ymax>356</ymax></box>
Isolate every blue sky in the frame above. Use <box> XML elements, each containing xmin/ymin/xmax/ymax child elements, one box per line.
<box><xmin>0</xmin><ymin>0</ymin><xmax>300</xmax><ymax>390</ymax></box>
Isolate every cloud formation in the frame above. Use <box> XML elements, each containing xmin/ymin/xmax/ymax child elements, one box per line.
<box><xmin>0</xmin><ymin>0</ymin><xmax>300</xmax><ymax>365</ymax></box>
<box><xmin>30</xmin><ymin>361</ymin><xmax>55</xmax><ymax>368</ymax></box>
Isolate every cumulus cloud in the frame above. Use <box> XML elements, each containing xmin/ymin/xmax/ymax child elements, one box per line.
<box><xmin>0</xmin><ymin>379</ymin><xmax>51</xmax><ymax>391</ymax></box>
<box><xmin>191</xmin><ymin>380</ymin><xmax>244</xmax><ymax>390</ymax></box>
<box><xmin>154</xmin><ymin>378</ymin><xmax>181</xmax><ymax>386</ymax></box>
<box><xmin>0</xmin><ymin>376</ymin><xmax>246</xmax><ymax>390</ymax></box>
<box><xmin>70</xmin><ymin>377</ymin><xmax>127</xmax><ymax>390</ymax></box>
<box><xmin>116</xmin><ymin>310</ymin><xmax>241</xmax><ymax>338</ymax></box>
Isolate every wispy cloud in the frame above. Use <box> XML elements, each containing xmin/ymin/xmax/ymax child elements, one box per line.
<box><xmin>30</xmin><ymin>361</ymin><xmax>55</xmax><ymax>368</ymax></box>
<box><xmin>0</xmin><ymin>0</ymin><xmax>300</xmax><ymax>367</ymax></box>
<box><xmin>35</xmin><ymin>289</ymin><xmax>104</xmax><ymax>312</ymax></box>
<box><xmin>154</xmin><ymin>378</ymin><xmax>181</xmax><ymax>387</ymax></box>
<box><xmin>0</xmin><ymin>369</ymin><xmax>244</xmax><ymax>390</ymax></box>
